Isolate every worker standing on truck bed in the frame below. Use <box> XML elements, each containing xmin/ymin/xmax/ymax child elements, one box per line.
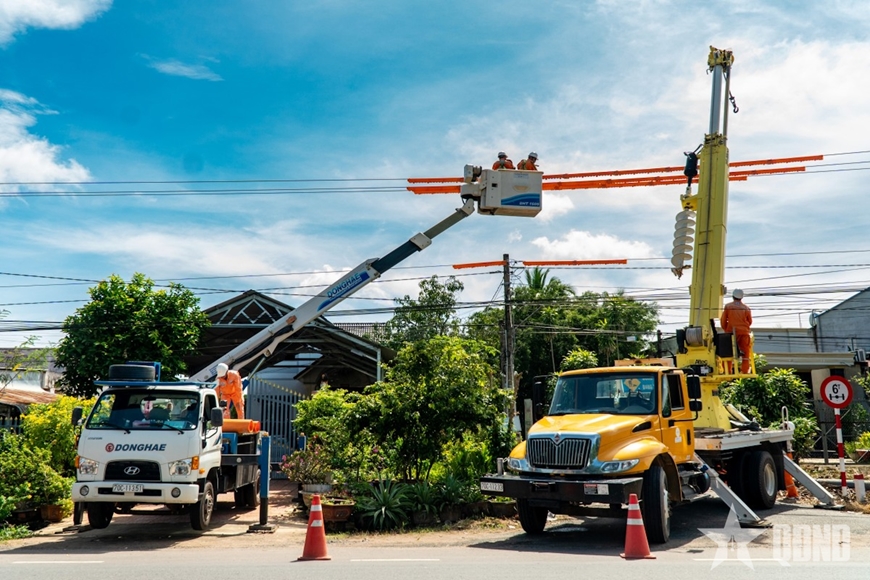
<box><xmin>216</xmin><ymin>362</ymin><xmax>245</xmax><ymax>418</ymax></box>
<box><xmin>492</xmin><ymin>151</ymin><xmax>515</xmax><ymax>170</ymax></box>
<box><xmin>721</xmin><ymin>288</ymin><xmax>753</xmax><ymax>373</ymax></box>
<box><xmin>517</xmin><ymin>151</ymin><xmax>538</xmax><ymax>170</ymax></box>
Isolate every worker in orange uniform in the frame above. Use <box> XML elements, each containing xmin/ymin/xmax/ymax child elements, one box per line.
<box><xmin>492</xmin><ymin>151</ymin><xmax>515</xmax><ymax>170</ymax></box>
<box><xmin>517</xmin><ymin>151</ymin><xmax>538</xmax><ymax>170</ymax></box>
<box><xmin>216</xmin><ymin>362</ymin><xmax>245</xmax><ymax>419</ymax></box>
<box><xmin>721</xmin><ymin>288</ymin><xmax>753</xmax><ymax>374</ymax></box>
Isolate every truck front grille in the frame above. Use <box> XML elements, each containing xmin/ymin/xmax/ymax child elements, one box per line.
<box><xmin>105</xmin><ymin>460</ymin><xmax>161</xmax><ymax>481</ymax></box>
<box><xmin>527</xmin><ymin>436</ymin><xmax>591</xmax><ymax>469</ymax></box>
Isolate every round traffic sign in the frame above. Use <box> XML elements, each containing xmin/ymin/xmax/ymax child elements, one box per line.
<box><xmin>820</xmin><ymin>376</ymin><xmax>853</xmax><ymax>409</ymax></box>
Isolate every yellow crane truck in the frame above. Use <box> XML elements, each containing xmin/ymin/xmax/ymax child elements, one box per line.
<box><xmin>480</xmin><ymin>47</ymin><xmax>835</xmax><ymax>544</ymax></box>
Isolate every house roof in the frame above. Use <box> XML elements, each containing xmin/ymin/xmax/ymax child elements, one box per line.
<box><xmin>0</xmin><ymin>387</ymin><xmax>58</xmax><ymax>408</ymax></box>
<box><xmin>185</xmin><ymin>290</ymin><xmax>392</xmax><ymax>382</ymax></box>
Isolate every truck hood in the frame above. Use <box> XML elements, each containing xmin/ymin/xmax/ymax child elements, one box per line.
<box><xmin>529</xmin><ymin>413</ymin><xmax>655</xmax><ymax>440</ymax></box>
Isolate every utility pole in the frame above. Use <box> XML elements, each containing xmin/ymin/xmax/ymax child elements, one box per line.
<box><xmin>503</xmin><ymin>254</ymin><xmax>516</xmax><ymax>424</ymax></box>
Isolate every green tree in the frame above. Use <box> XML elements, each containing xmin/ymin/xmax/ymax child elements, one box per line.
<box><xmin>466</xmin><ymin>273</ymin><xmax>660</xmax><ymax>394</ymax></box>
<box><xmin>354</xmin><ymin>336</ymin><xmax>504</xmax><ymax>481</ymax></box>
<box><xmin>383</xmin><ymin>276</ymin><xmax>463</xmax><ymax>350</ymax></box>
<box><xmin>55</xmin><ymin>273</ymin><xmax>210</xmax><ymax>397</ymax></box>
<box><xmin>560</xmin><ymin>347</ymin><xmax>598</xmax><ymax>371</ymax></box>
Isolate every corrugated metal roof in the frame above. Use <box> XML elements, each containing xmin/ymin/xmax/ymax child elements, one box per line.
<box><xmin>0</xmin><ymin>388</ymin><xmax>58</xmax><ymax>406</ymax></box>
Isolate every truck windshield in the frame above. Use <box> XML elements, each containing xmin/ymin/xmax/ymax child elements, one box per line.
<box><xmin>87</xmin><ymin>390</ymin><xmax>200</xmax><ymax>431</ymax></box>
<box><xmin>549</xmin><ymin>372</ymin><xmax>658</xmax><ymax>416</ymax></box>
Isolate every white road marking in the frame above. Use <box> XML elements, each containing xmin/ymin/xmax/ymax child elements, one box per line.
<box><xmin>350</xmin><ymin>558</ymin><xmax>440</xmax><ymax>562</ymax></box>
<box><xmin>13</xmin><ymin>560</ymin><xmax>104</xmax><ymax>564</ymax></box>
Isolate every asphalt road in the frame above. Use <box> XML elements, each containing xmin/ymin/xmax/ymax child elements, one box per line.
<box><xmin>2</xmin><ymin>487</ymin><xmax>869</xmax><ymax>579</ymax></box>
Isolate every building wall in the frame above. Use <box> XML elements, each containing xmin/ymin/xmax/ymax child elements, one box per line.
<box><xmin>813</xmin><ymin>291</ymin><xmax>870</xmax><ymax>353</ymax></box>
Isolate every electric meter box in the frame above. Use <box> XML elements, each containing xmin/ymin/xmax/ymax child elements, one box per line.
<box><xmin>473</xmin><ymin>169</ymin><xmax>543</xmax><ymax>217</ymax></box>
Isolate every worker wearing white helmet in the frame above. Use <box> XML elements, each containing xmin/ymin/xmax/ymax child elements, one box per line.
<box><xmin>721</xmin><ymin>289</ymin><xmax>753</xmax><ymax>374</ymax></box>
<box><xmin>517</xmin><ymin>152</ymin><xmax>538</xmax><ymax>171</ymax></box>
<box><xmin>492</xmin><ymin>151</ymin><xmax>515</xmax><ymax>170</ymax></box>
<box><xmin>216</xmin><ymin>362</ymin><xmax>245</xmax><ymax>419</ymax></box>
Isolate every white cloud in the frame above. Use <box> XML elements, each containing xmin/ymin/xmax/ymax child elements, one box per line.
<box><xmin>0</xmin><ymin>91</ymin><xmax>90</xmax><ymax>195</ymax></box>
<box><xmin>146</xmin><ymin>58</ymin><xmax>223</xmax><ymax>82</ymax></box>
<box><xmin>531</xmin><ymin>230</ymin><xmax>659</xmax><ymax>261</ymax></box>
<box><xmin>0</xmin><ymin>0</ymin><xmax>112</xmax><ymax>45</ymax></box>
<box><xmin>537</xmin><ymin>192</ymin><xmax>574</xmax><ymax>222</ymax></box>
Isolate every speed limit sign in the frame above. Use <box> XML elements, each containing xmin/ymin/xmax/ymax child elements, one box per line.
<box><xmin>820</xmin><ymin>376</ymin><xmax>853</xmax><ymax>409</ymax></box>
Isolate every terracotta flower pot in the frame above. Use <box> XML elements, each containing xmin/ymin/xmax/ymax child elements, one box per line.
<box><xmin>40</xmin><ymin>504</ymin><xmax>65</xmax><ymax>523</ymax></box>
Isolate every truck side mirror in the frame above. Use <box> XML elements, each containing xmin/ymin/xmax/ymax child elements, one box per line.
<box><xmin>686</xmin><ymin>375</ymin><xmax>702</xmax><ymax>400</ymax></box>
<box><xmin>689</xmin><ymin>400</ymin><xmax>703</xmax><ymax>412</ymax></box>
<box><xmin>71</xmin><ymin>406</ymin><xmax>83</xmax><ymax>426</ymax></box>
<box><xmin>210</xmin><ymin>408</ymin><xmax>224</xmax><ymax>427</ymax></box>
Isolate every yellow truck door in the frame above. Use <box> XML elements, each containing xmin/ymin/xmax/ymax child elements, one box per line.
<box><xmin>658</xmin><ymin>373</ymin><xmax>695</xmax><ymax>463</ymax></box>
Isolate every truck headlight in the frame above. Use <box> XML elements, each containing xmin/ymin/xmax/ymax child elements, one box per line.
<box><xmin>507</xmin><ymin>457</ymin><xmax>524</xmax><ymax>471</ymax></box>
<box><xmin>78</xmin><ymin>457</ymin><xmax>99</xmax><ymax>475</ymax></box>
<box><xmin>600</xmin><ymin>459</ymin><xmax>640</xmax><ymax>473</ymax></box>
<box><xmin>169</xmin><ymin>458</ymin><xmax>193</xmax><ymax>476</ymax></box>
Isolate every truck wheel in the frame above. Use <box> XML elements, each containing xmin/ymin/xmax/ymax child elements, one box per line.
<box><xmin>641</xmin><ymin>464</ymin><xmax>670</xmax><ymax>544</ymax></box>
<box><xmin>87</xmin><ymin>503</ymin><xmax>115</xmax><ymax>529</ymax></box>
<box><xmin>743</xmin><ymin>450</ymin><xmax>777</xmax><ymax>509</ymax></box>
<box><xmin>724</xmin><ymin>451</ymin><xmax>749</xmax><ymax>502</ymax></box>
<box><xmin>516</xmin><ymin>498</ymin><xmax>548</xmax><ymax>534</ymax></box>
<box><xmin>243</xmin><ymin>469</ymin><xmax>261</xmax><ymax>508</ymax></box>
<box><xmin>190</xmin><ymin>480</ymin><xmax>215</xmax><ymax>530</ymax></box>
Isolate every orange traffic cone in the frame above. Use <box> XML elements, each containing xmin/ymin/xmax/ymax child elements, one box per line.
<box><xmin>621</xmin><ymin>493</ymin><xmax>655</xmax><ymax>560</ymax></box>
<box><xmin>784</xmin><ymin>453</ymin><xmax>799</xmax><ymax>498</ymax></box>
<box><xmin>297</xmin><ymin>494</ymin><xmax>331</xmax><ymax>561</ymax></box>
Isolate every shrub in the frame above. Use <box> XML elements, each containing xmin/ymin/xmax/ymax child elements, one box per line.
<box><xmin>21</xmin><ymin>395</ymin><xmax>95</xmax><ymax>476</ymax></box>
<box><xmin>355</xmin><ymin>479</ymin><xmax>411</xmax><ymax>530</ymax></box>
<box><xmin>845</xmin><ymin>431</ymin><xmax>870</xmax><ymax>456</ymax></box>
<box><xmin>721</xmin><ymin>367</ymin><xmax>813</xmax><ymax>423</ymax></box>
<box><xmin>279</xmin><ymin>436</ymin><xmax>332</xmax><ymax>484</ymax></box>
<box><xmin>0</xmin><ymin>434</ymin><xmax>74</xmax><ymax>508</ymax></box>
<box><xmin>407</xmin><ymin>481</ymin><xmax>440</xmax><ymax>516</ymax></box>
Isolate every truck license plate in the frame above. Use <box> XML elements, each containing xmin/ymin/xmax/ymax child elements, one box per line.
<box><xmin>584</xmin><ymin>483</ymin><xmax>609</xmax><ymax>496</ymax></box>
<box><xmin>112</xmin><ymin>484</ymin><xmax>144</xmax><ymax>493</ymax></box>
<box><xmin>480</xmin><ymin>481</ymin><xmax>504</xmax><ymax>493</ymax></box>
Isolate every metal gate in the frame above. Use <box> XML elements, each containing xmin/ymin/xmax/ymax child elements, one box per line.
<box><xmin>246</xmin><ymin>375</ymin><xmax>305</xmax><ymax>470</ymax></box>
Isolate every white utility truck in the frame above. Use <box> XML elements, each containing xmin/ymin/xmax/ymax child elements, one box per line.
<box><xmin>71</xmin><ymin>361</ymin><xmax>268</xmax><ymax>530</ymax></box>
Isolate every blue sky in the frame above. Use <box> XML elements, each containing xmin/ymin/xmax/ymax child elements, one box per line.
<box><xmin>3</xmin><ymin>1</ymin><xmax>870</xmax><ymax>350</ymax></box>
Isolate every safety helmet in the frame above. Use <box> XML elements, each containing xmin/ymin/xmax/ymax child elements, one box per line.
<box><xmin>529</xmin><ymin>151</ymin><xmax>538</xmax><ymax>159</ymax></box>
<box><xmin>498</xmin><ymin>151</ymin><xmax>507</xmax><ymax>158</ymax></box>
<box><xmin>216</xmin><ymin>362</ymin><xmax>229</xmax><ymax>377</ymax></box>
<box><xmin>732</xmin><ymin>289</ymin><xmax>744</xmax><ymax>300</ymax></box>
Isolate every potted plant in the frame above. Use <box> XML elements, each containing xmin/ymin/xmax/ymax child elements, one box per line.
<box><xmin>321</xmin><ymin>495</ymin><xmax>356</xmax><ymax>524</ymax></box>
<box><xmin>280</xmin><ymin>436</ymin><xmax>333</xmax><ymax>505</ymax></box>
<box><xmin>486</xmin><ymin>495</ymin><xmax>517</xmax><ymax>518</ymax></box>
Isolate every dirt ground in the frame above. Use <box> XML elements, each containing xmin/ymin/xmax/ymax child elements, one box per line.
<box><xmin>6</xmin><ymin>463</ymin><xmax>870</xmax><ymax>552</ymax></box>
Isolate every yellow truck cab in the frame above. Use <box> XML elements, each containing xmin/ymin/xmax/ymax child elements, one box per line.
<box><xmin>482</xmin><ymin>366</ymin><xmax>706</xmax><ymax>544</ymax></box>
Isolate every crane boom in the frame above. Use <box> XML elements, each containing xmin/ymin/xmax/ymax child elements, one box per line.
<box><xmin>190</xmin><ymin>167</ymin><xmax>543</xmax><ymax>382</ymax></box>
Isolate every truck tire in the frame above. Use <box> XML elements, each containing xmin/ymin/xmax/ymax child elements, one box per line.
<box><xmin>516</xmin><ymin>498</ymin><xmax>548</xmax><ymax>534</ymax></box>
<box><xmin>243</xmin><ymin>469</ymin><xmax>261</xmax><ymax>508</ymax></box>
<box><xmin>725</xmin><ymin>451</ymin><xmax>747</xmax><ymax>499</ymax></box>
<box><xmin>743</xmin><ymin>449</ymin><xmax>777</xmax><ymax>509</ymax></box>
<box><xmin>87</xmin><ymin>502</ymin><xmax>115</xmax><ymax>529</ymax></box>
<box><xmin>641</xmin><ymin>464</ymin><xmax>670</xmax><ymax>544</ymax></box>
<box><xmin>190</xmin><ymin>480</ymin><xmax>215</xmax><ymax>530</ymax></box>
<box><xmin>108</xmin><ymin>364</ymin><xmax>155</xmax><ymax>381</ymax></box>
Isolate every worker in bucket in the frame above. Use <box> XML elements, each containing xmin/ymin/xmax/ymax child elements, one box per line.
<box><xmin>721</xmin><ymin>288</ymin><xmax>753</xmax><ymax>373</ymax></box>
<box><xmin>517</xmin><ymin>151</ymin><xmax>538</xmax><ymax>170</ymax></box>
<box><xmin>492</xmin><ymin>151</ymin><xmax>515</xmax><ymax>170</ymax></box>
<box><xmin>216</xmin><ymin>362</ymin><xmax>245</xmax><ymax>419</ymax></box>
